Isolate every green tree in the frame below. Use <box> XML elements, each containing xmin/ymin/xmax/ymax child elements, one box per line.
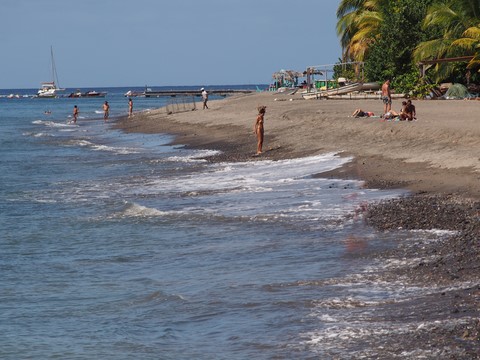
<box><xmin>335</xmin><ymin>0</ymin><xmax>480</xmax><ymax>90</ymax></box>
<box><xmin>333</xmin><ymin>59</ymin><xmax>357</xmax><ymax>81</ymax></box>
<box><xmin>364</xmin><ymin>0</ymin><xmax>432</xmax><ymax>84</ymax></box>
<box><xmin>336</xmin><ymin>0</ymin><xmax>385</xmax><ymax>62</ymax></box>
<box><xmin>413</xmin><ymin>0</ymin><xmax>480</xmax><ymax>82</ymax></box>
<box><xmin>451</xmin><ymin>25</ymin><xmax>480</xmax><ymax>73</ymax></box>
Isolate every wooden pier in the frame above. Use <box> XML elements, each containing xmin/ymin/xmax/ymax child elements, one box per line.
<box><xmin>143</xmin><ymin>88</ymin><xmax>255</xmax><ymax>98</ymax></box>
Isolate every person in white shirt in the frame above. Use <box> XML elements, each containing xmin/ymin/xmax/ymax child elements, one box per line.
<box><xmin>201</xmin><ymin>88</ymin><xmax>209</xmax><ymax>109</ymax></box>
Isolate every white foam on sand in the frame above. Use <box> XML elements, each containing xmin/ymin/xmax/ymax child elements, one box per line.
<box><xmin>124</xmin><ymin>153</ymin><xmax>403</xmax><ymax>227</ymax></box>
<box><xmin>296</xmin><ymin>224</ymin><xmax>477</xmax><ymax>357</ymax></box>
<box><xmin>166</xmin><ymin>149</ymin><xmax>221</xmax><ymax>163</ymax></box>
<box><xmin>149</xmin><ymin>153</ymin><xmax>354</xmax><ymax>194</ymax></box>
<box><xmin>300</xmin><ymin>317</ymin><xmax>473</xmax><ymax>358</ymax></box>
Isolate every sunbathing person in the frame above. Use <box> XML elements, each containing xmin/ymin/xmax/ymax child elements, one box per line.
<box><xmin>352</xmin><ymin>109</ymin><xmax>375</xmax><ymax>118</ymax></box>
<box><xmin>383</xmin><ymin>109</ymin><xmax>401</xmax><ymax>119</ymax></box>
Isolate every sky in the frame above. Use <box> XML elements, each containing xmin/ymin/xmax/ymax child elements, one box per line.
<box><xmin>2</xmin><ymin>0</ymin><xmax>342</xmax><ymax>89</ymax></box>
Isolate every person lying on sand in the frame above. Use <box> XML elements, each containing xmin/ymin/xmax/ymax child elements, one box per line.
<box><xmin>383</xmin><ymin>110</ymin><xmax>401</xmax><ymax>119</ymax></box>
<box><xmin>352</xmin><ymin>109</ymin><xmax>375</xmax><ymax>118</ymax></box>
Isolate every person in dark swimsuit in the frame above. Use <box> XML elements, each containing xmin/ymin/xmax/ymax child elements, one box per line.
<box><xmin>103</xmin><ymin>101</ymin><xmax>110</xmax><ymax>121</ymax></box>
<box><xmin>254</xmin><ymin>105</ymin><xmax>266</xmax><ymax>155</ymax></box>
<box><xmin>73</xmin><ymin>105</ymin><xmax>79</xmax><ymax>123</ymax></box>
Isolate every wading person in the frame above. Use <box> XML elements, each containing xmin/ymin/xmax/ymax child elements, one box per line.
<box><xmin>103</xmin><ymin>101</ymin><xmax>110</xmax><ymax>121</ymax></box>
<box><xmin>254</xmin><ymin>105</ymin><xmax>266</xmax><ymax>155</ymax></box>
<box><xmin>128</xmin><ymin>98</ymin><xmax>133</xmax><ymax>117</ymax></box>
<box><xmin>73</xmin><ymin>105</ymin><xmax>79</xmax><ymax>123</ymax></box>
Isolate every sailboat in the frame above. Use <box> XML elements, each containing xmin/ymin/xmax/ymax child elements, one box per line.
<box><xmin>37</xmin><ymin>46</ymin><xmax>64</xmax><ymax>98</ymax></box>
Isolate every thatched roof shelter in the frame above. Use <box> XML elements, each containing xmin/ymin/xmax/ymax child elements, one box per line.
<box><xmin>272</xmin><ymin>69</ymin><xmax>303</xmax><ymax>82</ymax></box>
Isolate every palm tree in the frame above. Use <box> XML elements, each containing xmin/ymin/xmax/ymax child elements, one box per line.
<box><xmin>414</xmin><ymin>0</ymin><xmax>480</xmax><ymax>81</ymax></box>
<box><xmin>336</xmin><ymin>0</ymin><xmax>385</xmax><ymax>62</ymax></box>
<box><xmin>451</xmin><ymin>25</ymin><xmax>480</xmax><ymax>70</ymax></box>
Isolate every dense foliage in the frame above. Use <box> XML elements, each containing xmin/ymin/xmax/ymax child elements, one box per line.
<box><xmin>336</xmin><ymin>0</ymin><xmax>480</xmax><ymax>94</ymax></box>
<box><xmin>363</xmin><ymin>0</ymin><xmax>432</xmax><ymax>87</ymax></box>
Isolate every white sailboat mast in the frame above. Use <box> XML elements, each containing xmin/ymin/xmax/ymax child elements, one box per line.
<box><xmin>50</xmin><ymin>46</ymin><xmax>62</xmax><ymax>90</ymax></box>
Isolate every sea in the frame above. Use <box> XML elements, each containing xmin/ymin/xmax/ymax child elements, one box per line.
<box><xmin>0</xmin><ymin>86</ymin><xmax>463</xmax><ymax>359</ymax></box>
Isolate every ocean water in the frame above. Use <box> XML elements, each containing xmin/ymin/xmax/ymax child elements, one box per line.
<box><xmin>0</xmin><ymin>87</ymin><xmax>462</xmax><ymax>359</ymax></box>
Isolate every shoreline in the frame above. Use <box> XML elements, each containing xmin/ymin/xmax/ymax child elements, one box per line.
<box><xmin>116</xmin><ymin>91</ymin><xmax>480</xmax><ymax>199</ymax></box>
<box><xmin>113</xmin><ymin>92</ymin><xmax>480</xmax><ymax>355</ymax></box>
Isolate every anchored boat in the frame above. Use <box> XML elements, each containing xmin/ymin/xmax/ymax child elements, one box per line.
<box><xmin>37</xmin><ymin>47</ymin><xmax>64</xmax><ymax>98</ymax></box>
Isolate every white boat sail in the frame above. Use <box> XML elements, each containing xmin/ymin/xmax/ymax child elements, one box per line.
<box><xmin>38</xmin><ymin>46</ymin><xmax>64</xmax><ymax>98</ymax></box>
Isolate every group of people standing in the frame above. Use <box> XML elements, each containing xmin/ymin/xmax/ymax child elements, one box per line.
<box><xmin>71</xmin><ymin>86</ymin><xmax>208</xmax><ymax>124</ymax></box>
<box><xmin>71</xmin><ymin>98</ymin><xmax>134</xmax><ymax>124</ymax></box>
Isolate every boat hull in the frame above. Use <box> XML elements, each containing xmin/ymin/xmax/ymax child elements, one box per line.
<box><xmin>302</xmin><ymin>82</ymin><xmax>383</xmax><ymax>99</ymax></box>
<box><xmin>67</xmin><ymin>91</ymin><xmax>107</xmax><ymax>98</ymax></box>
<box><xmin>37</xmin><ymin>82</ymin><xmax>63</xmax><ymax>98</ymax></box>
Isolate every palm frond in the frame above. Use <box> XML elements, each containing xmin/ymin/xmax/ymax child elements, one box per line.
<box><xmin>336</xmin><ymin>0</ymin><xmax>384</xmax><ymax>63</ymax></box>
<box><xmin>463</xmin><ymin>26</ymin><xmax>480</xmax><ymax>40</ymax></box>
<box><xmin>450</xmin><ymin>37</ymin><xmax>478</xmax><ymax>52</ymax></box>
<box><xmin>337</xmin><ymin>0</ymin><xmax>366</xmax><ymax>18</ymax></box>
<box><xmin>423</xmin><ymin>3</ymin><xmax>458</xmax><ymax>29</ymax></box>
<box><xmin>413</xmin><ymin>39</ymin><xmax>451</xmax><ymax>62</ymax></box>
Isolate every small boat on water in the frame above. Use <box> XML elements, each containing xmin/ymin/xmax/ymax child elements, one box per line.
<box><xmin>37</xmin><ymin>47</ymin><xmax>64</xmax><ymax>98</ymax></box>
<box><xmin>38</xmin><ymin>82</ymin><xmax>61</xmax><ymax>98</ymax></box>
<box><xmin>124</xmin><ymin>90</ymin><xmax>144</xmax><ymax>97</ymax></box>
<box><xmin>67</xmin><ymin>90</ymin><xmax>107</xmax><ymax>98</ymax></box>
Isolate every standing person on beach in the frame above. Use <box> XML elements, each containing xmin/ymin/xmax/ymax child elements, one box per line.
<box><xmin>73</xmin><ymin>105</ymin><xmax>79</xmax><ymax>124</ymax></box>
<box><xmin>254</xmin><ymin>105</ymin><xmax>266</xmax><ymax>155</ymax></box>
<box><xmin>382</xmin><ymin>79</ymin><xmax>392</xmax><ymax>116</ymax></box>
<box><xmin>128</xmin><ymin>98</ymin><xmax>133</xmax><ymax>117</ymax></box>
<box><xmin>103</xmin><ymin>101</ymin><xmax>110</xmax><ymax>121</ymax></box>
<box><xmin>201</xmin><ymin>88</ymin><xmax>209</xmax><ymax>109</ymax></box>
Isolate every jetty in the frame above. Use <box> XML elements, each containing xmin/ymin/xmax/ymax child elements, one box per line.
<box><xmin>144</xmin><ymin>88</ymin><xmax>255</xmax><ymax>98</ymax></box>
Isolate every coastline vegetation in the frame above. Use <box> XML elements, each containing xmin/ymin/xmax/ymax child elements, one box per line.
<box><xmin>335</xmin><ymin>0</ymin><xmax>480</xmax><ymax>95</ymax></box>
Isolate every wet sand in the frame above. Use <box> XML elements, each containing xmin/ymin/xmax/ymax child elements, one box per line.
<box><xmin>114</xmin><ymin>92</ymin><xmax>480</xmax><ymax>357</ymax></box>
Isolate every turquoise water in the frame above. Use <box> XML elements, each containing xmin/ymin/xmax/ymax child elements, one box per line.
<box><xmin>0</xmin><ymin>87</ymin><xmax>425</xmax><ymax>359</ymax></box>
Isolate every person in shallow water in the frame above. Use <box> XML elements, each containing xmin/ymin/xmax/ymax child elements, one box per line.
<box><xmin>103</xmin><ymin>101</ymin><xmax>110</xmax><ymax>120</ymax></box>
<box><xmin>73</xmin><ymin>105</ymin><xmax>79</xmax><ymax>123</ymax></box>
<box><xmin>254</xmin><ymin>105</ymin><xmax>266</xmax><ymax>155</ymax></box>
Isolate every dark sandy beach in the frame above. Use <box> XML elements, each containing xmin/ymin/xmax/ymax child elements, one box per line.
<box><xmin>114</xmin><ymin>92</ymin><xmax>479</xmax><ymax>357</ymax></box>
